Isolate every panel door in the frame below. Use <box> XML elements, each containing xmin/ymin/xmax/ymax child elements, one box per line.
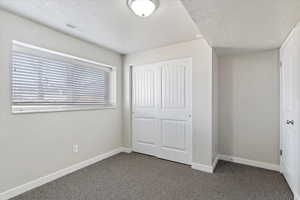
<box><xmin>157</xmin><ymin>59</ymin><xmax>192</xmax><ymax>164</ymax></box>
<box><xmin>280</xmin><ymin>32</ymin><xmax>299</xmax><ymax>194</ymax></box>
<box><xmin>132</xmin><ymin>65</ymin><xmax>160</xmax><ymax>156</ymax></box>
<box><xmin>132</xmin><ymin>58</ymin><xmax>192</xmax><ymax>165</ymax></box>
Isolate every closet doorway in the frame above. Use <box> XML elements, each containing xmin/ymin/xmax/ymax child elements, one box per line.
<box><xmin>131</xmin><ymin>58</ymin><xmax>192</xmax><ymax>164</ymax></box>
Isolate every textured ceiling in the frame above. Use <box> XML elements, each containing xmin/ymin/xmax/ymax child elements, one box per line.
<box><xmin>0</xmin><ymin>0</ymin><xmax>201</xmax><ymax>54</ymax></box>
<box><xmin>181</xmin><ymin>0</ymin><xmax>300</xmax><ymax>50</ymax></box>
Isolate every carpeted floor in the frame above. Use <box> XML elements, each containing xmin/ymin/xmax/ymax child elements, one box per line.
<box><xmin>11</xmin><ymin>153</ymin><xmax>293</xmax><ymax>200</ymax></box>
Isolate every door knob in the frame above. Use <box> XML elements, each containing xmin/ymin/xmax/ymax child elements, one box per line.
<box><xmin>286</xmin><ymin>120</ymin><xmax>294</xmax><ymax>125</ymax></box>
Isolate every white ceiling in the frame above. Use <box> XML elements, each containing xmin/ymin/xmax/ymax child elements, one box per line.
<box><xmin>0</xmin><ymin>0</ymin><xmax>201</xmax><ymax>54</ymax></box>
<box><xmin>181</xmin><ymin>0</ymin><xmax>300</xmax><ymax>50</ymax></box>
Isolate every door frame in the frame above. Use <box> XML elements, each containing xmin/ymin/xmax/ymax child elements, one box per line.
<box><xmin>279</xmin><ymin>47</ymin><xmax>284</xmax><ymax>174</ymax></box>
<box><xmin>279</xmin><ymin>24</ymin><xmax>294</xmax><ymax>174</ymax></box>
<box><xmin>130</xmin><ymin>57</ymin><xmax>193</xmax><ymax>165</ymax></box>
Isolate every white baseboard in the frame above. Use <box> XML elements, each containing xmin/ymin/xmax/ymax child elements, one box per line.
<box><xmin>191</xmin><ymin>162</ymin><xmax>214</xmax><ymax>173</ymax></box>
<box><xmin>0</xmin><ymin>149</ymin><xmax>282</xmax><ymax>200</ymax></box>
<box><xmin>191</xmin><ymin>156</ymin><xmax>219</xmax><ymax>174</ymax></box>
<box><xmin>0</xmin><ymin>147</ymin><xmax>128</xmax><ymax>200</ymax></box>
<box><xmin>212</xmin><ymin>157</ymin><xmax>219</xmax><ymax>172</ymax></box>
<box><xmin>218</xmin><ymin>154</ymin><xmax>280</xmax><ymax>172</ymax></box>
<box><xmin>119</xmin><ymin>147</ymin><xmax>132</xmax><ymax>153</ymax></box>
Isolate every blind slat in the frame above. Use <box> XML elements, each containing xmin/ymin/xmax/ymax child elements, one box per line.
<box><xmin>13</xmin><ymin>63</ymin><xmax>106</xmax><ymax>79</ymax></box>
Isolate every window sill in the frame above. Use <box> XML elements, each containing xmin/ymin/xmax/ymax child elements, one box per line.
<box><xmin>12</xmin><ymin>104</ymin><xmax>117</xmax><ymax>114</ymax></box>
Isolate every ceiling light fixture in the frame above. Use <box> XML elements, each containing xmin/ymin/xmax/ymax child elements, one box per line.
<box><xmin>128</xmin><ymin>0</ymin><xmax>159</xmax><ymax>18</ymax></box>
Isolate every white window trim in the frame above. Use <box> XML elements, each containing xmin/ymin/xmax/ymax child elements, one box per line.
<box><xmin>11</xmin><ymin>41</ymin><xmax>117</xmax><ymax>114</ymax></box>
<box><xmin>12</xmin><ymin>104</ymin><xmax>117</xmax><ymax>114</ymax></box>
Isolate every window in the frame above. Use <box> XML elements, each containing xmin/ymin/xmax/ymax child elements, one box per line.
<box><xmin>11</xmin><ymin>41</ymin><xmax>116</xmax><ymax>113</ymax></box>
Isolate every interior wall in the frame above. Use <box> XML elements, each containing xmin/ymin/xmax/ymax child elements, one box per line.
<box><xmin>123</xmin><ymin>39</ymin><xmax>214</xmax><ymax>166</ymax></box>
<box><xmin>0</xmin><ymin>9</ymin><xmax>123</xmax><ymax>193</ymax></box>
<box><xmin>218</xmin><ymin>49</ymin><xmax>280</xmax><ymax>165</ymax></box>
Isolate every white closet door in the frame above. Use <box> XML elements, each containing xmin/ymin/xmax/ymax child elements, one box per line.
<box><xmin>132</xmin><ymin>64</ymin><xmax>161</xmax><ymax>156</ymax></box>
<box><xmin>157</xmin><ymin>59</ymin><xmax>192</xmax><ymax>164</ymax></box>
<box><xmin>132</xmin><ymin>58</ymin><xmax>192</xmax><ymax>164</ymax></box>
<box><xmin>280</xmin><ymin>27</ymin><xmax>299</xmax><ymax>196</ymax></box>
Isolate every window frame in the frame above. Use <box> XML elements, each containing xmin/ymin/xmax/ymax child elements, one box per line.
<box><xmin>11</xmin><ymin>40</ymin><xmax>117</xmax><ymax>114</ymax></box>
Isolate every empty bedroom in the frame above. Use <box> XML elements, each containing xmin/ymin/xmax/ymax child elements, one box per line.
<box><xmin>0</xmin><ymin>0</ymin><xmax>299</xmax><ymax>200</ymax></box>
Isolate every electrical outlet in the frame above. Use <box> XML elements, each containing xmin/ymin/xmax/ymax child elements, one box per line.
<box><xmin>73</xmin><ymin>144</ymin><xmax>79</xmax><ymax>153</ymax></box>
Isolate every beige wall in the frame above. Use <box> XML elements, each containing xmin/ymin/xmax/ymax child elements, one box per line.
<box><xmin>123</xmin><ymin>39</ymin><xmax>214</xmax><ymax>166</ymax></box>
<box><xmin>218</xmin><ymin>50</ymin><xmax>280</xmax><ymax>165</ymax></box>
<box><xmin>0</xmin><ymin>10</ymin><xmax>123</xmax><ymax>192</ymax></box>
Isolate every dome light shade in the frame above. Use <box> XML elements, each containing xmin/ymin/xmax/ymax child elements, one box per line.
<box><xmin>128</xmin><ymin>0</ymin><xmax>159</xmax><ymax>18</ymax></box>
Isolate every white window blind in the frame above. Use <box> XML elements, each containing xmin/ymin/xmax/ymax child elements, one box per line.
<box><xmin>11</xmin><ymin>41</ymin><xmax>116</xmax><ymax>113</ymax></box>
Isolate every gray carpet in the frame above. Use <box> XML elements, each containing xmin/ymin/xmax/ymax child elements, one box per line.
<box><xmin>11</xmin><ymin>153</ymin><xmax>293</xmax><ymax>200</ymax></box>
